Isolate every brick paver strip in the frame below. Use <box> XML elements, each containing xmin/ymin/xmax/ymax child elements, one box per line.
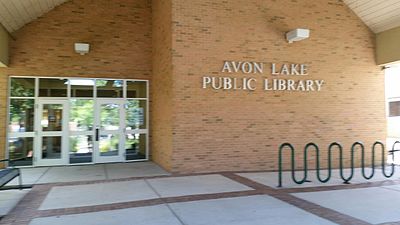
<box><xmin>3</xmin><ymin>172</ymin><xmax>400</xmax><ymax>225</ymax></box>
<box><xmin>0</xmin><ymin>185</ymin><xmax>52</xmax><ymax>225</ymax></box>
<box><xmin>37</xmin><ymin>190</ymin><xmax>264</xmax><ymax>218</ymax></box>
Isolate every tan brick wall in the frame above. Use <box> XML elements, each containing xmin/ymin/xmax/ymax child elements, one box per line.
<box><xmin>3</xmin><ymin>0</ymin><xmax>152</xmax><ymax>78</ymax></box>
<box><xmin>151</xmin><ymin>0</ymin><xmax>174</xmax><ymax>171</ymax></box>
<box><xmin>0</xmin><ymin>0</ymin><xmax>387</xmax><ymax>174</ymax></box>
<box><xmin>0</xmin><ymin>0</ymin><xmax>152</xmax><ymax>161</ymax></box>
<box><xmin>169</xmin><ymin>0</ymin><xmax>386</xmax><ymax>173</ymax></box>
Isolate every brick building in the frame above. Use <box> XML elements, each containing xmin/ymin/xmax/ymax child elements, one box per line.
<box><xmin>0</xmin><ymin>0</ymin><xmax>399</xmax><ymax>173</ymax></box>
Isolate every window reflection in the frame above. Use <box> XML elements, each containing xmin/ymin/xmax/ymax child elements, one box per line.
<box><xmin>42</xmin><ymin>104</ymin><xmax>63</xmax><ymax>131</ymax></box>
<box><xmin>100</xmin><ymin>103</ymin><xmax>120</xmax><ymax>130</ymax></box>
<box><xmin>100</xmin><ymin>134</ymin><xmax>119</xmax><ymax>156</ymax></box>
<box><xmin>8</xmin><ymin>137</ymin><xmax>33</xmax><ymax>166</ymax></box>
<box><xmin>126</xmin><ymin>100</ymin><xmax>146</xmax><ymax>130</ymax></box>
<box><xmin>389</xmin><ymin>101</ymin><xmax>400</xmax><ymax>117</ymax></box>
<box><xmin>70</xmin><ymin>79</ymin><xmax>94</xmax><ymax>97</ymax></box>
<box><xmin>96</xmin><ymin>80</ymin><xmax>123</xmax><ymax>98</ymax></box>
<box><xmin>70</xmin><ymin>135</ymin><xmax>93</xmax><ymax>164</ymax></box>
<box><xmin>39</xmin><ymin>78</ymin><xmax>68</xmax><ymax>97</ymax></box>
<box><xmin>10</xmin><ymin>78</ymin><xmax>35</xmax><ymax>97</ymax></box>
<box><xmin>9</xmin><ymin>99</ymin><xmax>34</xmax><ymax>132</ymax></box>
<box><xmin>127</xmin><ymin>81</ymin><xmax>147</xmax><ymax>98</ymax></box>
<box><xmin>69</xmin><ymin>99</ymin><xmax>94</xmax><ymax>131</ymax></box>
<box><xmin>125</xmin><ymin>134</ymin><xmax>146</xmax><ymax>160</ymax></box>
<box><xmin>42</xmin><ymin>136</ymin><xmax>62</xmax><ymax>159</ymax></box>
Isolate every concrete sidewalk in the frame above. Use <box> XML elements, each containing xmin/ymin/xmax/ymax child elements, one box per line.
<box><xmin>6</xmin><ymin>162</ymin><xmax>170</xmax><ymax>186</ymax></box>
<box><xmin>0</xmin><ymin>162</ymin><xmax>169</xmax><ymax>218</ymax></box>
<box><xmin>1</xmin><ymin>167</ymin><xmax>400</xmax><ymax>225</ymax></box>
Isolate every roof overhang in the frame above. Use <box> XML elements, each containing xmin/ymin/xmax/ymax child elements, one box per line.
<box><xmin>0</xmin><ymin>24</ymin><xmax>9</xmax><ymax>67</ymax></box>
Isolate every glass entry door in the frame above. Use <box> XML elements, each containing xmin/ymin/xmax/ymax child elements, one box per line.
<box><xmin>35</xmin><ymin>100</ymin><xmax>68</xmax><ymax>166</ymax></box>
<box><xmin>94</xmin><ymin>99</ymin><xmax>125</xmax><ymax>163</ymax></box>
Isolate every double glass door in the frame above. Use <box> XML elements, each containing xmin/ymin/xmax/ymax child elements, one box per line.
<box><xmin>34</xmin><ymin>99</ymin><xmax>137</xmax><ymax>166</ymax></box>
<box><xmin>8</xmin><ymin>77</ymin><xmax>148</xmax><ymax>167</ymax></box>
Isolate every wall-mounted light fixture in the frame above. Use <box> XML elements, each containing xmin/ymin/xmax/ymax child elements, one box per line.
<box><xmin>74</xmin><ymin>43</ymin><xmax>90</xmax><ymax>55</ymax></box>
<box><xmin>286</xmin><ymin>29</ymin><xmax>310</xmax><ymax>44</ymax></box>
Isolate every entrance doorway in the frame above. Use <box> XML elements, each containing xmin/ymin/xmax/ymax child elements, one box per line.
<box><xmin>7</xmin><ymin>77</ymin><xmax>149</xmax><ymax>167</ymax></box>
<box><xmin>35</xmin><ymin>100</ymin><xmax>68</xmax><ymax>166</ymax></box>
<box><xmin>94</xmin><ymin>99</ymin><xmax>125</xmax><ymax>163</ymax></box>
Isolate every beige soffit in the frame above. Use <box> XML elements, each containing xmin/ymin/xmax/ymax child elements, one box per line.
<box><xmin>0</xmin><ymin>0</ymin><xmax>68</xmax><ymax>33</ymax></box>
<box><xmin>343</xmin><ymin>0</ymin><xmax>400</xmax><ymax>33</ymax></box>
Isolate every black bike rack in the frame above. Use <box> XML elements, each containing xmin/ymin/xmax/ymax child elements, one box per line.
<box><xmin>278</xmin><ymin>141</ymin><xmax>396</xmax><ymax>187</ymax></box>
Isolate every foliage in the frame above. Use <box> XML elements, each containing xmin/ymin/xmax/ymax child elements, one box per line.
<box><xmin>70</xmin><ymin>99</ymin><xmax>94</xmax><ymax>131</ymax></box>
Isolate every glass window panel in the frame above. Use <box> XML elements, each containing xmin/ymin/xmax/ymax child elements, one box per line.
<box><xmin>69</xmin><ymin>99</ymin><xmax>94</xmax><ymax>131</ymax></box>
<box><xmin>100</xmin><ymin>103</ymin><xmax>120</xmax><ymax>131</ymax></box>
<box><xmin>99</xmin><ymin>134</ymin><xmax>119</xmax><ymax>156</ymax></box>
<box><xmin>42</xmin><ymin>136</ymin><xmax>62</xmax><ymax>159</ymax></box>
<box><xmin>8</xmin><ymin>137</ymin><xmax>33</xmax><ymax>166</ymax></box>
<box><xmin>39</xmin><ymin>78</ymin><xmax>68</xmax><ymax>97</ymax></box>
<box><xmin>389</xmin><ymin>101</ymin><xmax>400</xmax><ymax>117</ymax></box>
<box><xmin>70</xmin><ymin>135</ymin><xmax>93</xmax><ymax>164</ymax></box>
<box><xmin>96</xmin><ymin>80</ymin><xmax>123</xmax><ymax>98</ymax></box>
<box><xmin>9</xmin><ymin>99</ymin><xmax>35</xmax><ymax>132</ymax></box>
<box><xmin>10</xmin><ymin>78</ymin><xmax>35</xmax><ymax>97</ymax></box>
<box><xmin>42</xmin><ymin>104</ymin><xmax>63</xmax><ymax>131</ymax></box>
<box><xmin>127</xmin><ymin>81</ymin><xmax>147</xmax><ymax>98</ymax></box>
<box><xmin>126</xmin><ymin>100</ymin><xmax>147</xmax><ymax>130</ymax></box>
<box><xmin>70</xmin><ymin>79</ymin><xmax>94</xmax><ymax>97</ymax></box>
<box><xmin>125</xmin><ymin>134</ymin><xmax>146</xmax><ymax>160</ymax></box>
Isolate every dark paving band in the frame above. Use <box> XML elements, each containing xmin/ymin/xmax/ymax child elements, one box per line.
<box><xmin>2</xmin><ymin>172</ymin><xmax>400</xmax><ymax>225</ymax></box>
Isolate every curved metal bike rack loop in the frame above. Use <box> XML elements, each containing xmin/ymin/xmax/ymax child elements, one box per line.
<box><xmin>277</xmin><ymin>141</ymin><xmax>396</xmax><ymax>187</ymax></box>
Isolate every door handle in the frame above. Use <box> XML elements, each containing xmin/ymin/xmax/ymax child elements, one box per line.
<box><xmin>95</xmin><ymin>128</ymin><xmax>99</xmax><ymax>141</ymax></box>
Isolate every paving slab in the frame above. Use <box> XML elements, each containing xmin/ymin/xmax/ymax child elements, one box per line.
<box><xmin>39</xmin><ymin>180</ymin><xmax>158</xmax><ymax>210</ymax></box>
<box><xmin>105</xmin><ymin>162</ymin><xmax>170</xmax><ymax>179</ymax></box>
<box><xmin>237</xmin><ymin>170</ymin><xmax>345</xmax><ymax>188</ymax></box>
<box><xmin>30</xmin><ymin>205</ymin><xmax>182</xmax><ymax>225</ymax></box>
<box><xmin>329</xmin><ymin>168</ymin><xmax>400</xmax><ymax>183</ymax></box>
<box><xmin>0</xmin><ymin>189</ymin><xmax>30</xmax><ymax>217</ymax></box>
<box><xmin>293</xmin><ymin>187</ymin><xmax>400</xmax><ymax>224</ymax></box>
<box><xmin>147</xmin><ymin>174</ymin><xmax>252</xmax><ymax>198</ymax></box>
<box><xmin>7</xmin><ymin>162</ymin><xmax>170</xmax><ymax>185</ymax></box>
<box><xmin>237</xmin><ymin>167</ymin><xmax>400</xmax><ymax>188</ymax></box>
<box><xmin>169</xmin><ymin>195</ymin><xmax>336</xmax><ymax>225</ymax></box>
<box><xmin>382</xmin><ymin>184</ymin><xmax>400</xmax><ymax>192</ymax></box>
<box><xmin>7</xmin><ymin>167</ymin><xmax>49</xmax><ymax>186</ymax></box>
<box><xmin>36</xmin><ymin>165</ymin><xmax>106</xmax><ymax>184</ymax></box>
